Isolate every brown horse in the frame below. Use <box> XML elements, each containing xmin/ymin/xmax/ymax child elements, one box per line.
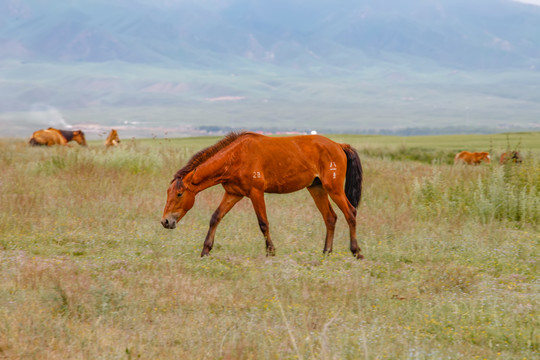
<box><xmin>499</xmin><ymin>151</ymin><xmax>523</xmax><ymax>165</ymax></box>
<box><xmin>29</xmin><ymin>128</ymin><xmax>87</xmax><ymax>146</ymax></box>
<box><xmin>105</xmin><ymin>129</ymin><xmax>120</xmax><ymax>147</ymax></box>
<box><xmin>161</xmin><ymin>132</ymin><xmax>364</xmax><ymax>258</ymax></box>
<box><xmin>454</xmin><ymin>151</ymin><xmax>491</xmax><ymax>165</ymax></box>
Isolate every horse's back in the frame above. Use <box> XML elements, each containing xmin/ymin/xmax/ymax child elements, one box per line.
<box><xmin>246</xmin><ymin>133</ymin><xmax>344</xmax><ymax>165</ymax></box>
<box><xmin>30</xmin><ymin>129</ymin><xmax>66</xmax><ymax>146</ymax></box>
<box><xmin>455</xmin><ymin>150</ymin><xmax>490</xmax><ymax>165</ymax></box>
<box><xmin>236</xmin><ymin>133</ymin><xmax>347</xmax><ymax>193</ymax></box>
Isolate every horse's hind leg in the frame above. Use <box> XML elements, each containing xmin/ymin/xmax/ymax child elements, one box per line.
<box><xmin>249</xmin><ymin>189</ymin><xmax>275</xmax><ymax>256</ymax></box>
<box><xmin>307</xmin><ymin>185</ymin><xmax>337</xmax><ymax>254</ymax></box>
<box><xmin>326</xmin><ymin>188</ymin><xmax>363</xmax><ymax>259</ymax></box>
<box><xmin>201</xmin><ymin>192</ymin><xmax>243</xmax><ymax>257</ymax></box>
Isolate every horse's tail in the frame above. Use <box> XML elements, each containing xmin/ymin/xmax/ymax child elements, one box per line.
<box><xmin>454</xmin><ymin>152</ymin><xmax>462</xmax><ymax>164</ymax></box>
<box><xmin>340</xmin><ymin>144</ymin><xmax>363</xmax><ymax>208</ymax></box>
<box><xmin>29</xmin><ymin>137</ymin><xmax>40</xmax><ymax>146</ymax></box>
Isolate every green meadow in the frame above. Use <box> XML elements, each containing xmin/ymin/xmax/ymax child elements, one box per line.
<box><xmin>0</xmin><ymin>133</ymin><xmax>538</xmax><ymax>359</ymax></box>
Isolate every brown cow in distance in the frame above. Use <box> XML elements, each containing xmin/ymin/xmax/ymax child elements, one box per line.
<box><xmin>454</xmin><ymin>151</ymin><xmax>491</xmax><ymax>165</ymax></box>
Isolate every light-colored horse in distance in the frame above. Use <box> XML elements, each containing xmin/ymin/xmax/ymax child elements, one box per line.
<box><xmin>29</xmin><ymin>128</ymin><xmax>87</xmax><ymax>146</ymax></box>
<box><xmin>454</xmin><ymin>151</ymin><xmax>491</xmax><ymax>165</ymax></box>
<box><xmin>105</xmin><ymin>129</ymin><xmax>120</xmax><ymax>147</ymax></box>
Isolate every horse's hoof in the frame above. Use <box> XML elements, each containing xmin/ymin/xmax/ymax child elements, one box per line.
<box><xmin>356</xmin><ymin>253</ymin><xmax>365</xmax><ymax>260</ymax></box>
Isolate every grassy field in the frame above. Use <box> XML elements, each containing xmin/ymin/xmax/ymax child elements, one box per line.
<box><xmin>0</xmin><ymin>133</ymin><xmax>538</xmax><ymax>359</ymax></box>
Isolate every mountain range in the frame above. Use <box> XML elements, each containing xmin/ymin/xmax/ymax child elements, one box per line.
<box><xmin>1</xmin><ymin>0</ymin><xmax>540</xmax><ymax>137</ymax></box>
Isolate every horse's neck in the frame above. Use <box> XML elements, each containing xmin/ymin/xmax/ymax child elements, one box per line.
<box><xmin>189</xmin><ymin>150</ymin><xmax>233</xmax><ymax>192</ymax></box>
<box><xmin>59</xmin><ymin>130</ymin><xmax>73</xmax><ymax>141</ymax></box>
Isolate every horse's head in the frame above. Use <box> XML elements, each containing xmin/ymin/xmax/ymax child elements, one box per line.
<box><xmin>480</xmin><ymin>152</ymin><xmax>491</xmax><ymax>164</ymax></box>
<box><xmin>511</xmin><ymin>151</ymin><xmax>522</xmax><ymax>163</ymax></box>
<box><xmin>161</xmin><ymin>173</ymin><xmax>196</xmax><ymax>229</ymax></box>
<box><xmin>73</xmin><ymin>130</ymin><xmax>87</xmax><ymax>146</ymax></box>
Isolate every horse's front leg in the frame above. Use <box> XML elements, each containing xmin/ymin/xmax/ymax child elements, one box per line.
<box><xmin>249</xmin><ymin>190</ymin><xmax>275</xmax><ymax>256</ymax></box>
<box><xmin>201</xmin><ymin>192</ymin><xmax>243</xmax><ymax>257</ymax></box>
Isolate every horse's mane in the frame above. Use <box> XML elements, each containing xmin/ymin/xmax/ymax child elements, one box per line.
<box><xmin>173</xmin><ymin>131</ymin><xmax>248</xmax><ymax>183</ymax></box>
<box><xmin>48</xmin><ymin>128</ymin><xmax>71</xmax><ymax>141</ymax></box>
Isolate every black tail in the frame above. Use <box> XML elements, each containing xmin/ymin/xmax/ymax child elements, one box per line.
<box><xmin>28</xmin><ymin>137</ymin><xmax>41</xmax><ymax>146</ymax></box>
<box><xmin>341</xmin><ymin>144</ymin><xmax>363</xmax><ymax>208</ymax></box>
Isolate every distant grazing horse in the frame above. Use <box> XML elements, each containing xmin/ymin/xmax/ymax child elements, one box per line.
<box><xmin>105</xmin><ymin>129</ymin><xmax>120</xmax><ymax>147</ymax></box>
<box><xmin>29</xmin><ymin>128</ymin><xmax>87</xmax><ymax>146</ymax></box>
<box><xmin>499</xmin><ymin>151</ymin><xmax>523</xmax><ymax>165</ymax></box>
<box><xmin>454</xmin><ymin>151</ymin><xmax>491</xmax><ymax>165</ymax></box>
<box><xmin>161</xmin><ymin>131</ymin><xmax>364</xmax><ymax>258</ymax></box>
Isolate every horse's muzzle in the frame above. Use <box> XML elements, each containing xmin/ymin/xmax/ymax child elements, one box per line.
<box><xmin>161</xmin><ymin>217</ymin><xmax>176</xmax><ymax>229</ymax></box>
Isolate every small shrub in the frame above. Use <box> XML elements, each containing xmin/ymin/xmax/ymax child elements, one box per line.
<box><xmin>37</xmin><ymin>155</ymin><xmax>67</xmax><ymax>174</ymax></box>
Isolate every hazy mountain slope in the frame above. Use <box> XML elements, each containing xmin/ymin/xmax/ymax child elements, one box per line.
<box><xmin>1</xmin><ymin>0</ymin><xmax>539</xmax><ymax>69</ymax></box>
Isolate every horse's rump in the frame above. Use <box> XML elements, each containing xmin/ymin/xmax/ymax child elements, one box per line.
<box><xmin>29</xmin><ymin>129</ymin><xmax>67</xmax><ymax>146</ymax></box>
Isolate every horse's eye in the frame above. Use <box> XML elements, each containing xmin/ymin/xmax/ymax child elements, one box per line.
<box><xmin>177</xmin><ymin>192</ymin><xmax>183</xmax><ymax>198</ymax></box>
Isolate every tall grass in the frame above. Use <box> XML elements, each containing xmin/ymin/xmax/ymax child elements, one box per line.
<box><xmin>362</xmin><ymin>145</ymin><xmax>456</xmax><ymax>164</ymax></box>
<box><xmin>0</xmin><ymin>137</ymin><xmax>538</xmax><ymax>359</ymax></box>
<box><xmin>414</xmin><ymin>157</ymin><xmax>540</xmax><ymax>224</ymax></box>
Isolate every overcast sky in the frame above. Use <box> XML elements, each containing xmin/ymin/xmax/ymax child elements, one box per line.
<box><xmin>514</xmin><ymin>0</ymin><xmax>540</xmax><ymax>5</ymax></box>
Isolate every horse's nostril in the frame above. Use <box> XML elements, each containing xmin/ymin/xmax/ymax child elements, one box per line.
<box><xmin>161</xmin><ymin>219</ymin><xmax>169</xmax><ymax>228</ymax></box>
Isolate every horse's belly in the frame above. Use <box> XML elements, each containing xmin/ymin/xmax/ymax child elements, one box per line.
<box><xmin>264</xmin><ymin>184</ymin><xmax>305</xmax><ymax>194</ymax></box>
<box><xmin>263</xmin><ymin>174</ymin><xmax>314</xmax><ymax>194</ymax></box>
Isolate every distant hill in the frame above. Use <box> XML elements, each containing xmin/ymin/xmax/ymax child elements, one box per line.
<box><xmin>1</xmin><ymin>0</ymin><xmax>540</xmax><ymax>137</ymax></box>
<box><xmin>2</xmin><ymin>0</ymin><xmax>539</xmax><ymax>69</ymax></box>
